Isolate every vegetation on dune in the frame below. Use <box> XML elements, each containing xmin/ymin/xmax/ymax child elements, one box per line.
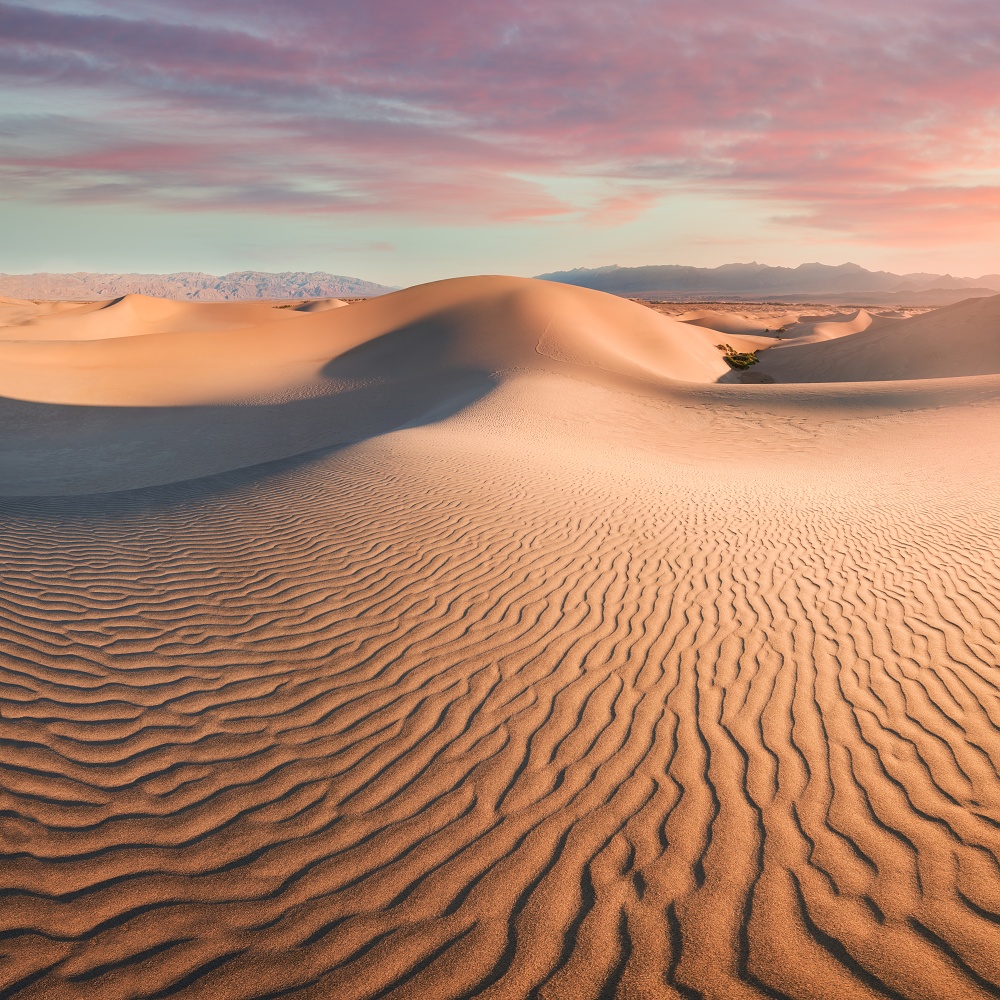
<box><xmin>716</xmin><ymin>343</ymin><xmax>760</xmax><ymax>369</ymax></box>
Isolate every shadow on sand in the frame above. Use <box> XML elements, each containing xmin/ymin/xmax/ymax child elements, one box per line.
<box><xmin>0</xmin><ymin>321</ymin><xmax>497</xmax><ymax>500</ymax></box>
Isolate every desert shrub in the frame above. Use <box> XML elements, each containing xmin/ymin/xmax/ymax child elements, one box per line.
<box><xmin>716</xmin><ymin>343</ymin><xmax>760</xmax><ymax>369</ymax></box>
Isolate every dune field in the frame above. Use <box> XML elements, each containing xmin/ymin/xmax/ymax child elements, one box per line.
<box><xmin>2</xmin><ymin>276</ymin><xmax>1000</xmax><ymax>999</ymax></box>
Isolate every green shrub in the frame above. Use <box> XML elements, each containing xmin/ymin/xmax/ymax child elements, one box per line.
<box><xmin>716</xmin><ymin>343</ymin><xmax>760</xmax><ymax>369</ymax></box>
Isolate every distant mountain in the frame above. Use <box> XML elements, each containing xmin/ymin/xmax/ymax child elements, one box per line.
<box><xmin>536</xmin><ymin>262</ymin><xmax>1000</xmax><ymax>305</ymax></box>
<box><xmin>0</xmin><ymin>271</ymin><xmax>396</xmax><ymax>301</ymax></box>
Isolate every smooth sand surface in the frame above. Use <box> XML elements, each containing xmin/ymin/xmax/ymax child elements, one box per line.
<box><xmin>2</xmin><ymin>278</ymin><xmax>1000</xmax><ymax>998</ymax></box>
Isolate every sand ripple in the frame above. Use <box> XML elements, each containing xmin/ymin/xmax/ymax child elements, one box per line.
<box><xmin>2</xmin><ymin>379</ymin><xmax>1000</xmax><ymax>997</ymax></box>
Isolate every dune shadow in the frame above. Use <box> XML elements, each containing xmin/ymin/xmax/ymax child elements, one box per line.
<box><xmin>714</xmin><ymin>366</ymin><xmax>777</xmax><ymax>385</ymax></box>
<box><xmin>0</xmin><ymin>319</ymin><xmax>497</xmax><ymax>502</ymax></box>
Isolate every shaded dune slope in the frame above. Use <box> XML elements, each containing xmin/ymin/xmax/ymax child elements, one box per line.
<box><xmin>2</xmin><ymin>279</ymin><xmax>1000</xmax><ymax>999</ymax></box>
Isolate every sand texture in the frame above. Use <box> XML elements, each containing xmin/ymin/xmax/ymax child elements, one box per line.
<box><xmin>2</xmin><ymin>278</ymin><xmax>1000</xmax><ymax>998</ymax></box>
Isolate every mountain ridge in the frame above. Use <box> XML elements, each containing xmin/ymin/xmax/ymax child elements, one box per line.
<box><xmin>536</xmin><ymin>262</ymin><xmax>1000</xmax><ymax>304</ymax></box>
<box><xmin>0</xmin><ymin>271</ymin><xmax>396</xmax><ymax>301</ymax></box>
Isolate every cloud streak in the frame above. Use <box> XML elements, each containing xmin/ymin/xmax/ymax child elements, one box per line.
<box><xmin>2</xmin><ymin>0</ymin><xmax>1000</xmax><ymax>250</ymax></box>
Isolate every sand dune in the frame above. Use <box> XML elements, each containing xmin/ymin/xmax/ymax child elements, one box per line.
<box><xmin>0</xmin><ymin>295</ymin><xmax>92</xmax><ymax>329</ymax></box>
<box><xmin>805</xmin><ymin>307</ymin><xmax>873</xmax><ymax>340</ymax></box>
<box><xmin>758</xmin><ymin>294</ymin><xmax>1000</xmax><ymax>381</ymax></box>
<box><xmin>0</xmin><ymin>294</ymin><xmax>316</xmax><ymax>342</ymax></box>
<box><xmin>677</xmin><ymin>307</ymin><xmax>802</xmax><ymax>336</ymax></box>
<box><xmin>0</xmin><ymin>277</ymin><xmax>731</xmax><ymax>494</ymax></box>
<box><xmin>2</xmin><ymin>278</ymin><xmax>1000</xmax><ymax>999</ymax></box>
<box><xmin>774</xmin><ymin>307</ymin><xmax>875</xmax><ymax>347</ymax></box>
<box><xmin>0</xmin><ymin>277</ymin><xmax>730</xmax><ymax>408</ymax></box>
<box><xmin>677</xmin><ymin>306</ymin><xmax>876</xmax><ymax>353</ymax></box>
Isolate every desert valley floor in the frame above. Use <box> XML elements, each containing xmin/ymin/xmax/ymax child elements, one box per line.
<box><xmin>2</xmin><ymin>277</ymin><xmax>1000</xmax><ymax>999</ymax></box>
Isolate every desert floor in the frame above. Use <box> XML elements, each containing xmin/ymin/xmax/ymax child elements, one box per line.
<box><xmin>2</xmin><ymin>278</ymin><xmax>1000</xmax><ymax>999</ymax></box>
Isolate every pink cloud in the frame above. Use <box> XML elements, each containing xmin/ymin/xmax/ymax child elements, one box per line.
<box><xmin>1</xmin><ymin>0</ymin><xmax>999</xmax><ymax>249</ymax></box>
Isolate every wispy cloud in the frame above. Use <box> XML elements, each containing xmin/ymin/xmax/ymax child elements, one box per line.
<box><xmin>2</xmin><ymin>0</ymin><xmax>999</xmax><ymax>250</ymax></box>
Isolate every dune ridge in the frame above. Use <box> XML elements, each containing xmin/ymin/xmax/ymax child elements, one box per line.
<box><xmin>1</xmin><ymin>278</ymin><xmax>1000</xmax><ymax>998</ymax></box>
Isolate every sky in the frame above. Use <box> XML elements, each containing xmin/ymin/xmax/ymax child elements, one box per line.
<box><xmin>2</xmin><ymin>0</ymin><xmax>1000</xmax><ymax>286</ymax></box>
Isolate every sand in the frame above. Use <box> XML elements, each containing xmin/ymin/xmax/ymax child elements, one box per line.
<box><xmin>1</xmin><ymin>278</ymin><xmax>999</xmax><ymax>998</ymax></box>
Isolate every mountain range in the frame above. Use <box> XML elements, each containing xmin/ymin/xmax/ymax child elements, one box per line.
<box><xmin>0</xmin><ymin>271</ymin><xmax>396</xmax><ymax>301</ymax></box>
<box><xmin>5</xmin><ymin>263</ymin><xmax>999</xmax><ymax>305</ymax></box>
<box><xmin>536</xmin><ymin>262</ymin><xmax>1000</xmax><ymax>305</ymax></box>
